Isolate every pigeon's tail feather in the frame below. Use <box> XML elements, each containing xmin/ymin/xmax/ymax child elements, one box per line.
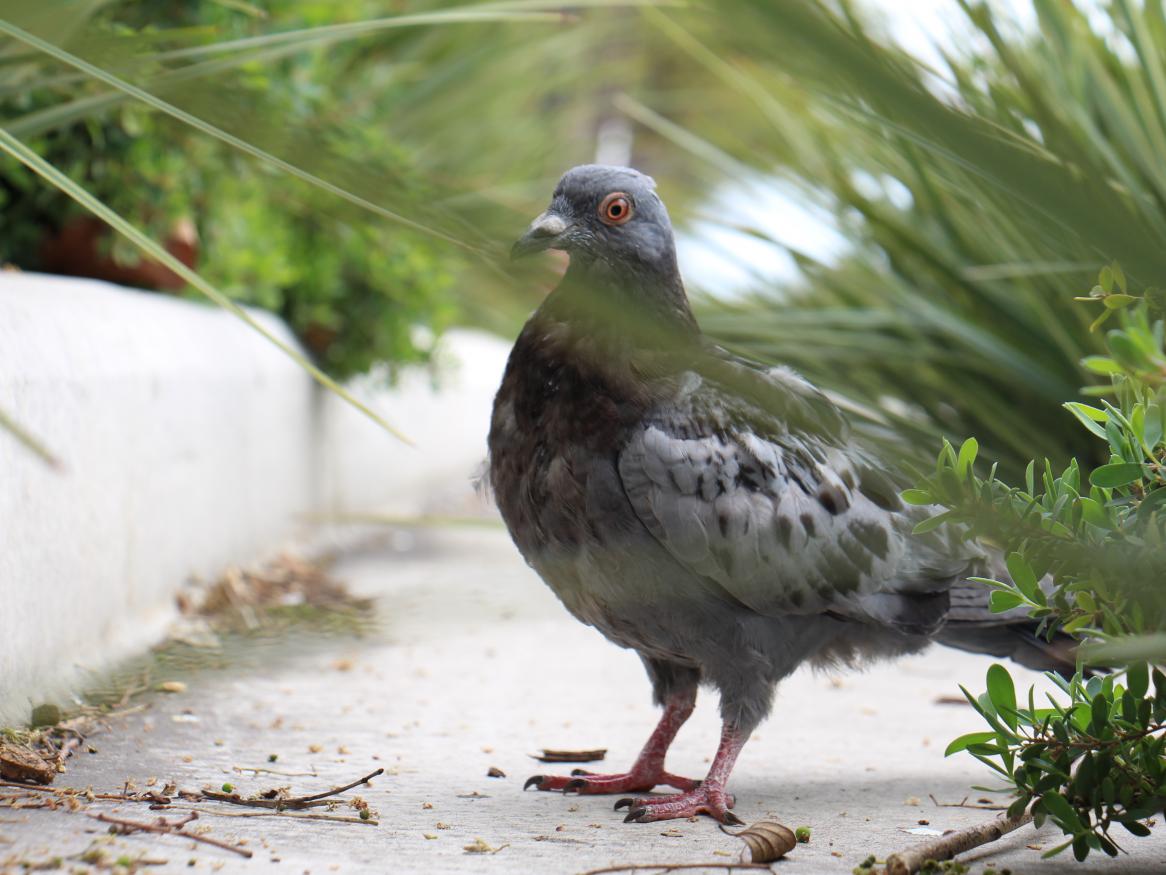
<box><xmin>936</xmin><ymin>577</ymin><xmax>1081</xmax><ymax>674</ymax></box>
<box><xmin>936</xmin><ymin>623</ymin><xmax>1080</xmax><ymax>674</ymax></box>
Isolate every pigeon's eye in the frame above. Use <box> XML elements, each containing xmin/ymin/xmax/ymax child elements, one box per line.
<box><xmin>599</xmin><ymin>192</ymin><xmax>633</xmax><ymax>226</ymax></box>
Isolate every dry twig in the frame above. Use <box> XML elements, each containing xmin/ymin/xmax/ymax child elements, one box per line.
<box><xmin>575</xmin><ymin>864</ymin><xmax>775</xmax><ymax>874</ymax></box>
<box><xmin>927</xmin><ymin>793</ymin><xmax>1006</xmax><ymax>811</ymax></box>
<box><xmin>165</xmin><ymin>806</ymin><xmax>376</xmax><ymax>825</ymax></box>
<box><xmin>232</xmin><ymin>764</ymin><xmax>318</xmax><ymax>778</ymax></box>
<box><xmin>89</xmin><ymin>811</ymin><xmax>252</xmax><ymax>859</ymax></box>
<box><xmin>200</xmin><ymin>767</ymin><xmax>383</xmax><ymax>810</ymax></box>
<box><xmin>884</xmin><ymin>813</ymin><xmax>1033</xmax><ymax>875</ymax></box>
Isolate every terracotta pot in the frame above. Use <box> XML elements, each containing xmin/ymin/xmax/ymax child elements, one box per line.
<box><xmin>37</xmin><ymin>216</ymin><xmax>198</xmax><ymax>292</ymax></box>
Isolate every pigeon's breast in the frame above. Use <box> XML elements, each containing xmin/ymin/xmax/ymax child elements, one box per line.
<box><xmin>487</xmin><ymin>315</ymin><xmax>653</xmax><ymax>561</ymax></box>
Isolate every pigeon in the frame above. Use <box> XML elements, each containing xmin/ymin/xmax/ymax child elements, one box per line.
<box><xmin>487</xmin><ymin>164</ymin><xmax>1075</xmax><ymax>824</ymax></box>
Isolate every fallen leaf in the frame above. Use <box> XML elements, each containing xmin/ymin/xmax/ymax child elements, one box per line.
<box><xmin>158</xmin><ymin>681</ymin><xmax>187</xmax><ymax>694</ymax></box>
<box><xmin>728</xmin><ymin>821</ymin><xmax>797</xmax><ymax>863</ymax></box>
<box><xmin>660</xmin><ymin>828</ymin><xmax>683</xmax><ymax>837</ymax></box>
<box><xmin>423</xmin><ymin>834</ymin><xmax>437</xmax><ymax>840</ymax></box>
<box><xmin>0</xmin><ymin>742</ymin><xmax>55</xmax><ymax>784</ymax></box>
<box><xmin>487</xmin><ymin>767</ymin><xmax>506</xmax><ymax>778</ymax></box>
<box><xmin>463</xmin><ymin>838</ymin><xmax>507</xmax><ymax>854</ymax></box>
<box><xmin>531</xmin><ymin>748</ymin><xmax>607</xmax><ymax>763</ymax></box>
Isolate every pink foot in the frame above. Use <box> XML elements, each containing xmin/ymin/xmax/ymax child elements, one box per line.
<box><xmin>524</xmin><ymin>767</ymin><xmax>699</xmax><ymax>795</ymax></box>
<box><xmin>615</xmin><ymin>783</ymin><xmax>740</xmax><ymax>824</ymax></box>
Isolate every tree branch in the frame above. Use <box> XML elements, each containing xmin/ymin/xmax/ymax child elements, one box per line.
<box><xmin>884</xmin><ymin>813</ymin><xmax>1032</xmax><ymax>875</ymax></box>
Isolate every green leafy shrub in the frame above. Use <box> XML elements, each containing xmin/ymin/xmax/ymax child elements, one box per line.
<box><xmin>0</xmin><ymin>1</ymin><xmax>458</xmax><ymax>379</ymax></box>
<box><xmin>907</xmin><ymin>269</ymin><xmax>1166</xmax><ymax>859</ymax></box>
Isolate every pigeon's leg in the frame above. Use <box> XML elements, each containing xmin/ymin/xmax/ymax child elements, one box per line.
<box><xmin>523</xmin><ymin>686</ymin><xmax>699</xmax><ymax>795</ymax></box>
<box><xmin>615</xmin><ymin>721</ymin><xmax>747</xmax><ymax>824</ymax></box>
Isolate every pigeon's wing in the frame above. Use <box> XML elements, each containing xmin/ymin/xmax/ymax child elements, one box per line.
<box><xmin>617</xmin><ymin>357</ymin><xmax>970</xmax><ymax>632</ymax></box>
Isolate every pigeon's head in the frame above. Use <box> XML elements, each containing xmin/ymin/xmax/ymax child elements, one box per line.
<box><xmin>511</xmin><ymin>165</ymin><xmax>677</xmax><ymax>277</ymax></box>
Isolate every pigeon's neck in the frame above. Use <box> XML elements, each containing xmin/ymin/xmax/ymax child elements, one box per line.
<box><xmin>545</xmin><ymin>253</ymin><xmax>700</xmax><ymax>352</ymax></box>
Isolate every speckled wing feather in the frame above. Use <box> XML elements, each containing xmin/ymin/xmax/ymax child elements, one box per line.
<box><xmin>618</xmin><ymin>350</ymin><xmax>972</xmax><ymax>632</ymax></box>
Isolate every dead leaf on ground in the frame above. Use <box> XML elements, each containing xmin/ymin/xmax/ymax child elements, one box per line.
<box><xmin>531</xmin><ymin>748</ymin><xmax>607</xmax><ymax>763</ymax></box>
<box><xmin>724</xmin><ymin>820</ymin><xmax>797</xmax><ymax>863</ymax></box>
<box><xmin>0</xmin><ymin>742</ymin><xmax>55</xmax><ymax>785</ymax></box>
<box><xmin>486</xmin><ymin>767</ymin><xmax>506</xmax><ymax>778</ymax></box>
<box><xmin>934</xmin><ymin>695</ymin><xmax>971</xmax><ymax>706</ymax></box>
<box><xmin>463</xmin><ymin>838</ymin><xmax>507</xmax><ymax>854</ymax></box>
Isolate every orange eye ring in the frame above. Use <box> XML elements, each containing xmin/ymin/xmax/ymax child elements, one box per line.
<box><xmin>598</xmin><ymin>192</ymin><xmax>633</xmax><ymax>226</ymax></box>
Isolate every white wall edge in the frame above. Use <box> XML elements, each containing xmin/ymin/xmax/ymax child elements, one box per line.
<box><xmin>0</xmin><ymin>272</ymin><xmax>510</xmax><ymax>726</ymax></box>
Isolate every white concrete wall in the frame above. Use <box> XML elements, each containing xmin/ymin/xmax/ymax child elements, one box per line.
<box><xmin>0</xmin><ymin>272</ymin><xmax>510</xmax><ymax>726</ymax></box>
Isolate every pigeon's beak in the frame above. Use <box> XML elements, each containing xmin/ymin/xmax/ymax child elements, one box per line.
<box><xmin>511</xmin><ymin>211</ymin><xmax>570</xmax><ymax>260</ymax></box>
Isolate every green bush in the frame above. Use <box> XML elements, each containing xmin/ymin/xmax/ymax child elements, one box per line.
<box><xmin>908</xmin><ymin>270</ymin><xmax>1166</xmax><ymax>859</ymax></box>
<box><xmin>0</xmin><ymin>0</ymin><xmax>457</xmax><ymax>379</ymax></box>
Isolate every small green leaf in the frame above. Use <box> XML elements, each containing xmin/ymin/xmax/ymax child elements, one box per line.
<box><xmin>1089</xmin><ymin>463</ymin><xmax>1143</xmax><ymax>488</ymax></box>
<box><xmin>1078</xmin><ymin>497</ymin><xmax>1112</xmax><ymax>528</ymax></box>
<box><xmin>956</xmin><ymin>437</ymin><xmax>978</xmax><ymax>476</ymax></box>
<box><xmin>1064</xmin><ymin>402</ymin><xmax>1109</xmax><ymax>439</ymax></box>
<box><xmin>944</xmin><ymin>731</ymin><xmax>998</xmax><ymax>757</ymax></box>
<box><xmin>1127</xmin><ymin>662</ymin><xmax>1149</xmax><ymax>699</ymax></box>
<box><xmin>899</xmin><ymin>488</ymin><xmax>933</xmax><ymax>505</ymax></box>
<box><xmin>1041</xmin><ymin>838</ymin><xmax>1074</xmax><ymax>859</ymax></box>
<box><xmin>1005</xmin><ymin>552</ymin><xmax>1039</xmax><ymax>601</ymax></box>
<box><xmin>1062</xmin><ymin>614</ymin><xmax>1093</xmax><ymax>634</ymax></box>
<box><xmin>912</xmin><ymin>510</ymin><xmax>955</xmax><ymax>535</ymax></box>
<box><xmin>1144</xmin><ymin>404</ymin><xmax>1162</xmax><ymax>448</ymax></box>
<box><xmin>1137</xmin><ymin>488</ymin><xmax>1166</xmax><ymax>521</ymax></box>
<box><xmin>1123</xmin><ymin>820</ymin><xmax>1152</xmax><ymax>837</ymax></box>
<box><xmin>1102</xmin><ymin>293</ymin><xmax>1137</xmax><ymax>309</ymax></box>
<box><xmin>989</xmin><ymin>590</ymin><xmax>1025</xmax><ymax>613</ymax></box>
<box><xmin>1041</xmin><ymin>791</ymin><xmax>1083</xmax><ymax>832</ymax></box>
<box><xmin>986</xmin><ymin>664</ymin><xmax>1017</xmax><ymax>729</ymax></box>
<box><xmin>1080</xmin><ymin>356</ymin><xmax>1122</xmax><ymax>376</ymax></box>
<box><xmin>1099</xmin><ymin>264</ymin><xmax>1113</xmax><ymax>292</ymax></box>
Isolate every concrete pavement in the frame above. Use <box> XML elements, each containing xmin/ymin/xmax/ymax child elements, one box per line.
<box><xmin>3</xmin><ymin>525</ymin><xmax>1163</xmax><ymax>874</ymax></box>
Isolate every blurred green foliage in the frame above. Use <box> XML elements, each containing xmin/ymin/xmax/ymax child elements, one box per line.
<box><xmin>0</xmin><ymin>0</ymin><xmax>463</xmax><ymax>378</ymax></box>
<box><xmin>5</xmin><ymin>0</ymin><xmax>1166</xmax><ymax>466</ymax></box>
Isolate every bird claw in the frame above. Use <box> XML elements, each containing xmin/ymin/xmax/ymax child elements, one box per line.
<box><xmin>521</xmin><ymin>768</ymin><xmax>698</xmax><ymax>796</ymax></box>
<box><xmin>617</xmin><ymin>784</ymin><xmax>737</xmax><ymax>824</ymax></box>
<box><xmin>613</xmin><ymin>797</ymin><xmax>634</xmax><ymax>811</ymax></box>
